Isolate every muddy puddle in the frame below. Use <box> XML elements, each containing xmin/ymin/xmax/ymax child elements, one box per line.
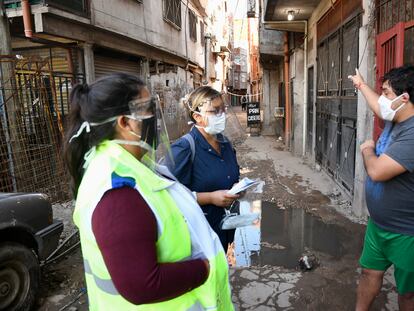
<box><xmin>230</xmin><ymin>201</ymin><xmax>361</xmax><ymax>268</ymax></box>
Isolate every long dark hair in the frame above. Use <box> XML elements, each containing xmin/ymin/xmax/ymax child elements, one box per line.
<box><xmin>63</xmin><ymin>73</ymin><xmax>146</xmax><ymax>196</ymax></box>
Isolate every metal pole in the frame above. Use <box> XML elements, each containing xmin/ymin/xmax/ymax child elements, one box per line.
<box><xmin>204</xmin><ymin>33</ymin><xmax>211</xmax><ymax>85</ymax></box>
<box><xmin>184</xmin><ymin>0</ymin><xmax>190</xmax><ymax>88</ymax></box>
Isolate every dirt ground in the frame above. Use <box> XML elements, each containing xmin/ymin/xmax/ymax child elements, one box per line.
<box><xmin>36</xmin><ymin>107</ymin><xmax>398</xmax><ymax>310</ymax></box>
<box><xmin>229</xmin><ymin>135</ymin><xmax>397</xmax><ymax>311</ymax></box>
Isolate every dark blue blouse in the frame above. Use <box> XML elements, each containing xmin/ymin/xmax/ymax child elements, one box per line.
<box><xmin>169</xmin><ymin>127</ymin><xmax>240</xmax><ymax>230</ymax></box>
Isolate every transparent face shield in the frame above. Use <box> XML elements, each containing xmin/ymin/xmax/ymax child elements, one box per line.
<box><xmin>193</xmin><ymin>94</ymin><xmax>246</xmax><ymax>144</ymax></box>
<box><xmin>122</xmin><ymin>95</ymin><xmax>173</xmax><ymax>168</ymax></box>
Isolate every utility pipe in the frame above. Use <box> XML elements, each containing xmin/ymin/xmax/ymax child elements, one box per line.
<box><xmin>283</xmin><ymin>32</ymin><xmax>291</xmax><ymax>147</ymax></box>
<box><xmin>21</xmin><ymin>0</ymin><xmax>33</xmax><ymax>38</ymax></box>
<box><xmin>303</xmin><ymin>22</ymin><xmax>308</xmax><ymax>157</ymax></box>
<box><xmin>204</xmin><ymin>33</ymin><xmax>211</xmax><ymax>85</ymax></box>
<box><xmin>184</xmin><ymin>0</ymin><xmax>190</xmax><ymax>89</ymax></box>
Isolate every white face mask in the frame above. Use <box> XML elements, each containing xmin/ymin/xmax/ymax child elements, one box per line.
<box><xmin>378</xmin><ymin>94</ymin><xmax>406</xmax><ymax>121</ymax></box>
<box><xmin>201</xmin><ymin>113</ymin><xmax>226</xmax><ymax>135</ymax></box>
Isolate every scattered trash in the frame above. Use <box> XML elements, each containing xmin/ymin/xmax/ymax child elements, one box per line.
<box><xmin>280</xmin><ymin>183</ymin><xmax>295</xmax><ymax>195</ymax></box>
<box><xmin>261</xmin><ymin>241</ymin><xmax>286</xmax><ymax>250</ymax></box>
<box><xmin>58</xmin><ymin>288</ymin><xmax>87</xmax><ymax>311</ymax></box>
<box><xmin>332</xmin><ymin>187</ymin><xmax>341</xmax><ymax>197</ymax></box>
<box><xmin>315</xmin><ymin>164</ymin><xmax>321</xmax><ymax>172</ymax></box>
<box><xmin>298</xmin><ymin>255</ymin><xmax>312</xmax><ymax>271</ymax></box>
<box><xmin>298</xmin><ymin>253</ymin><xmax>320</xmax><ymax>272</ymax></box>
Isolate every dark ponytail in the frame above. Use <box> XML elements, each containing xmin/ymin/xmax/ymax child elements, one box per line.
<box><xmin>63</xmin><ymin>73</ymin><xmax>146</xmax><ymax>196</ymax></box>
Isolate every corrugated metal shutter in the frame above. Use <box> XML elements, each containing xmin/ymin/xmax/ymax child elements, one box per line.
<box><xmin>15</xmin><ymin>47</ymin><xmax>73</xmax><ymax>73</ymax></box>
<box><xmin>94</xmin><ymin>55</ymin><xmax>140</xmax><ymax>79</ymax></box>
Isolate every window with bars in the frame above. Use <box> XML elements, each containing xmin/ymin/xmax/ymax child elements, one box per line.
<box><xmin>189</xmin><ymin>10</ymin><xmax>197</xmax><ymax>42</ymax></box>
<box><xmin>163</xmin><ymin>0</ymin><xmax>182</xmax><ymax>29</ymax></box>
<box><xmin>376</xmin><ymin>0</ymin><xmax>414</xmax><ymax>33</ymax></box>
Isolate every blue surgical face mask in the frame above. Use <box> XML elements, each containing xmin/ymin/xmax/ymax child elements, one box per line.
<box><xmin>378</xmin><ymin>94</ymin><xmax>406</xmax><ymax>121</ymax></box>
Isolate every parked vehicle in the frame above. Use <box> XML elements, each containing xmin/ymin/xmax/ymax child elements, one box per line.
<box><xmin>0</xmin><ymin>193</ymin><xmax>63</xmax><ymax>311</ymax></box>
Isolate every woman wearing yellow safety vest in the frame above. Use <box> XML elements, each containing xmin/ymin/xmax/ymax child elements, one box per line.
<box><xmin>63</xmin><ymin>73</ymin><xmax>233</xmax><ymax>310</ymax></box>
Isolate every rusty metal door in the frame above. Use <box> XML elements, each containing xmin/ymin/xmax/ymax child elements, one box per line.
<box><xmin>327</xmin><ymin>31</ymin><xmax>341</xmax><ymax>96</ymax></box>
<box><xmin>306</xmin><ymin>66</ymin><xmax>314</xmax><ymax>154</ymax></box>
<box><xmin>316</xmin><ymin>42</ymin><xmax>328</xmax><ymax>163</ymax></box>
<box><xmin>337</xmin><ymin>18</ymin><xmax>359</xmax><ymax>191</ymax></box>
<box><xmin>316</xmin><ymin>15</ymin><xmax>360</xmax><ymax>193</ymax></box>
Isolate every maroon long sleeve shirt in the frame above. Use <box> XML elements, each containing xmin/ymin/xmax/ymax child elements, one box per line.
<box><xmin>91</xmin><ymin>187</ymin><xmax>208</xmax><ymax>305</ymax></box>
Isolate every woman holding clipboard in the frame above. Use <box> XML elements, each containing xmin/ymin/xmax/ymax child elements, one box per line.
<box><xmin>167</xmin><ymin>86</ymin><xmax>243</xmax><ymax>252</ymax></box>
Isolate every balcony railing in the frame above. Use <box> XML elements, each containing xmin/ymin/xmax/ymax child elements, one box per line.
<box><xmin>5</xmin><ymin>0</ymin><xmax>89</xmax><ymax>17</ymax></box>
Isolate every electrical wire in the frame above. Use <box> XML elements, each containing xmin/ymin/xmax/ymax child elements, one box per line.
<box><xmin>225</xmin><ymin>90</ymin><xmax>263</xmax><ymax>97</ymax></box>
<box><xmin>234</xmin><ymin>0</ymin><xmax>240</xmax><ymax>16</ymax></box>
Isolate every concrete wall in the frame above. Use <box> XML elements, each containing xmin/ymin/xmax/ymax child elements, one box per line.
<box><xmin>258</xmin><ymin>24</ymin><xmax>284</xmax><ymax>136</ymax></box>
<box><xmin>352</xmin><ymin>0</ymin><xmax>376</xmax><ymax>218</ymax></box>
<box><xmin>91</xmin><ymin>0</ymin><xmax>205</xmax><ymax>67</ymax></box>
<box><xmin>261</xmin><ymin>67</ymin><xmax>280</xmax><ymax>135</ymax></box>
<box><xmin>291</xmin><ymin>48</ymin><xmax>305</xmax><ymax>156</ymax></box>
<box><xmin>259</xmin><ymin>28</ymin><xmax>284</xmax><ymax>56</ymax></box>
<box><xmin>150</xmin><ymin>67</ymin><xmax>193</xmax><ymax>140</ymax></box>
<box><xmin>7</xmin><ymin>0</ymin><xmax>214</xmax><ymax>72</ymax></box>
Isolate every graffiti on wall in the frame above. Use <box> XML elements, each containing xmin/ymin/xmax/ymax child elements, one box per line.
<box><xmin>150</xmin><ymin>70</ymin><xmax>194</xmax><ymax>140</ymax></box>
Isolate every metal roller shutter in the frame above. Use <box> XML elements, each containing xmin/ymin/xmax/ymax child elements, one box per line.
<box><xmin>15</xmin><ymin>47</ymin><xmax>75</xmax><ymax>73</ymax></box>
<box><xmin>94</xmin><ymin>55</ymin><xmax>140</xmax><ymax>79</ymax></box>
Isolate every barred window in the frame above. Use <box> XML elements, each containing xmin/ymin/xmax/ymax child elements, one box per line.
<box><xmin>189</xmin><ymin>10</ymin><xmax>197</xmax><ymax>42</ymax></box>
<box><xmin>163</xmin><ymin>0</ymin><xmax>182</xmax><ymax>29</ymax></box>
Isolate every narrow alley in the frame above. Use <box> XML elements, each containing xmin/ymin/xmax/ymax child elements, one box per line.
<box><xmin>36</xmin><ymin>108</ymin><xmax>398</xmax><ymax>310</ymax></box>
<box><xmin>1</xmin><ymin>0</ymin><xmax>413</xmax><ymax>310</ymax></box>
<box><xmin>229</xmin><ymin>131</ymin><xmax>398</xmax><ymax>310</ymax></box>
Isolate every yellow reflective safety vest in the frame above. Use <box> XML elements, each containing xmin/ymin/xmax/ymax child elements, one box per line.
<box><xmin>73</xmin><ymin>141</ymin><xmax>233</xmax><ymax>310</ymax></box>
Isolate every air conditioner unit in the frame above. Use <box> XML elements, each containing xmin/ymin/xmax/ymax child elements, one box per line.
<box><xmin>211</xmin><ymin>43</ymin><xmax>221</xmax><ymax>53</ymax></box>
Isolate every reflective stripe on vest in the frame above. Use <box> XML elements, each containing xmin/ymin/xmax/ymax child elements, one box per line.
<box><xmin>84</xmin><ymin>259</ymin><xmax>118</xmax><ymax>295</ymax></box>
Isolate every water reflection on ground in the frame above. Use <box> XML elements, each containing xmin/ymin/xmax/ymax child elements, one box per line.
<box><xmin>230</xmin><ymin>201</ymin><xmax>356</xmax><ymax>268</ymax></box>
